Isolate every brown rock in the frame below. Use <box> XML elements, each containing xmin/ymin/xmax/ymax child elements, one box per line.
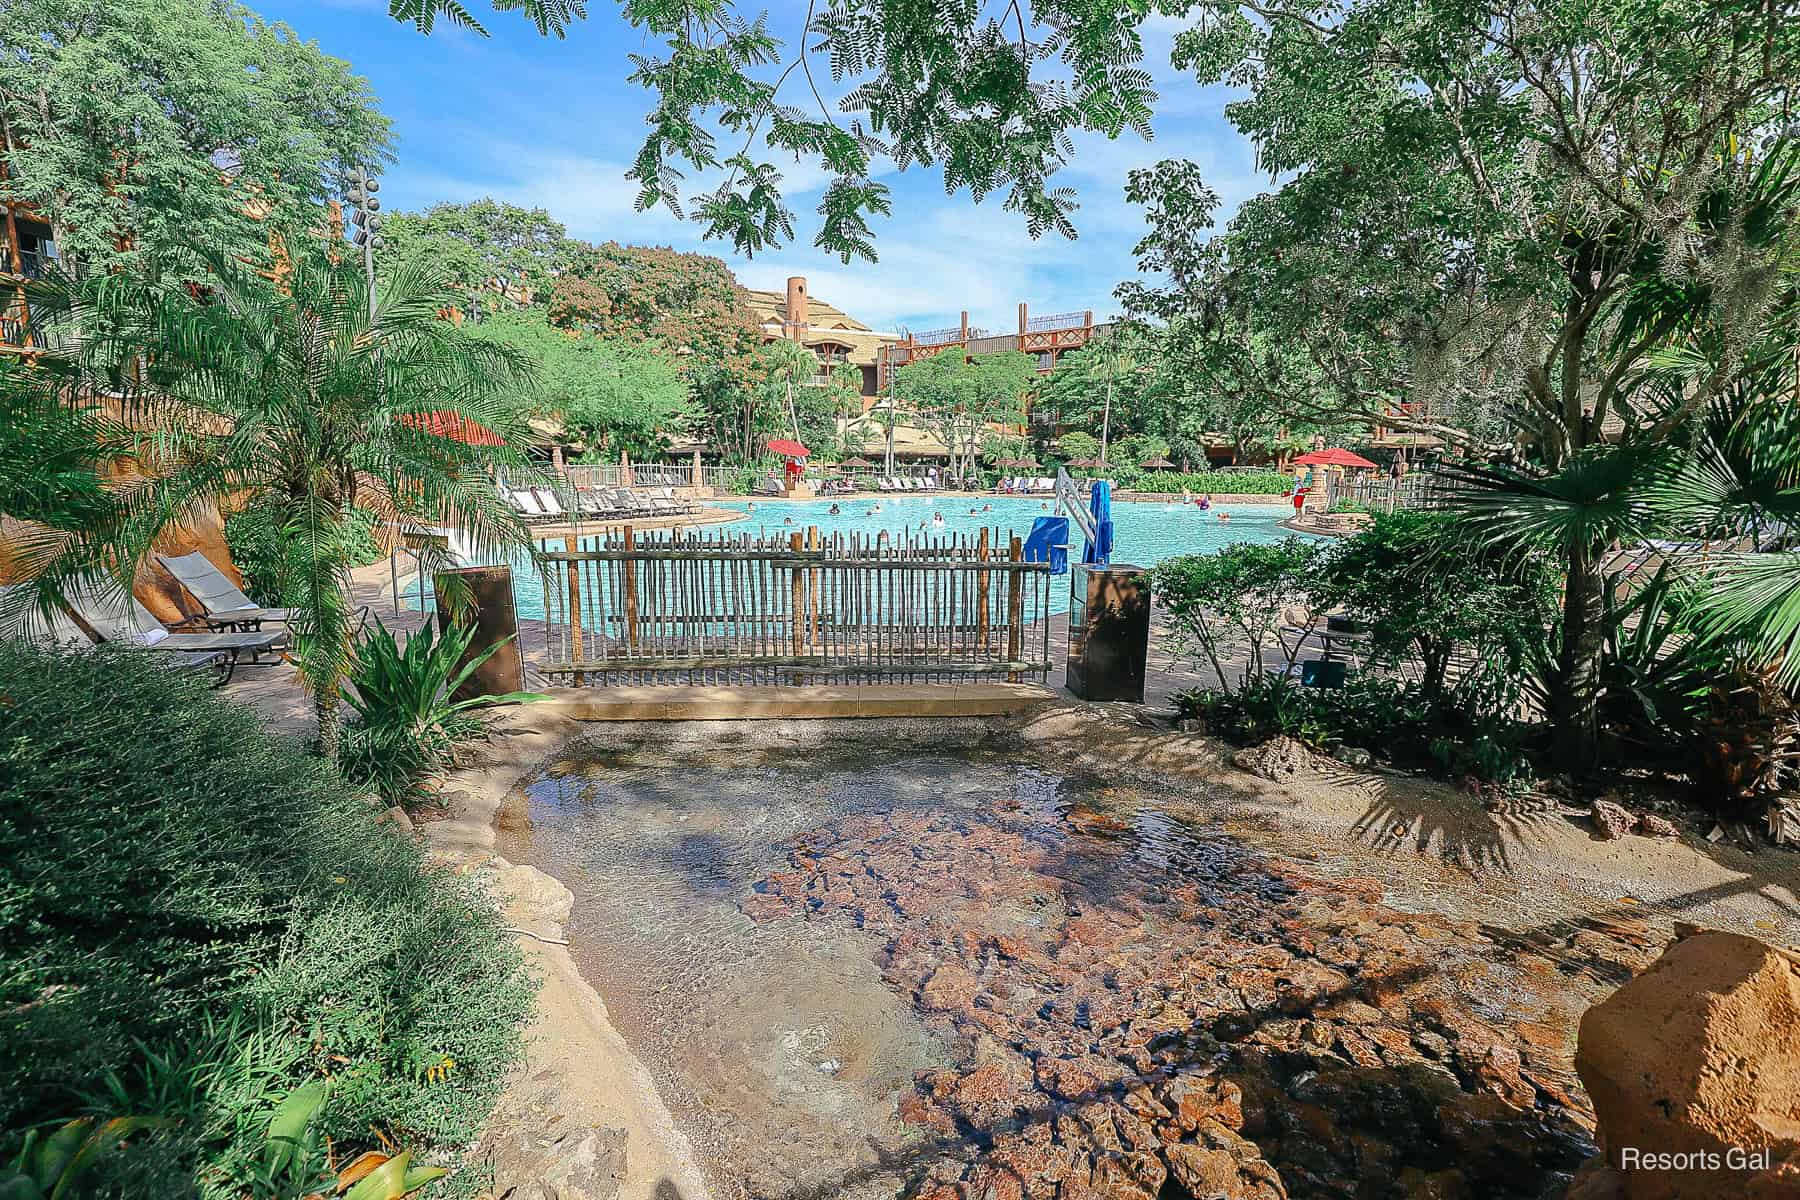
<box><xmin>1163</xmin><ymin>1119</ymin><xmax>1286</xmax><ymax>1199</ymax></box>
<box><xmin>1634</xmin><ymin>812</ymin><xmax>1680</xmax><ymax>838</ymax></box>
<box><xmin>1230</xmin><ymin>736</ymin><xmax>1312</xmax><ymax>782</ymax></box>
<box><xmin>1161</xmin><ymin>1073</ymin><xmax>1244</xmax><ymax>1133</ymax></box>
<box><xmin>922</xmin><ymin>963</ymin><xmax>981</xmax><ymax>1013</ymax></box>
<box><xmin>1590</xmin><ymin>800</ymin><xmax>1636</xmax><ymax>840</ymax></box>
<box><xmin>1087</xmin><ymin>1149</ymin><xmax>1166</xmax><ymax>1200</ymax></box>
<box><xmin>1563</xmin><ymin>1157</ymin><xmax>1626</xmax><ymax>1200</ymax></box>
<box><xmin>1575</xmin><ymin>931</ymin><xmax>1800</xmax><ymax>1200</ymax></box>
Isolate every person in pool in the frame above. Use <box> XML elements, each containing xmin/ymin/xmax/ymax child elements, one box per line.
<box><xmin>783</xmin><ymin>516</ymin><xmax>794</xmax><ymax>525</ymax></box>
<box><xmin>1197</xmin><ymin>494</ymin><xmax>1212</xmax><ymax>510</ymax></box>
<box><xmin>1217</xmin><ymin>509</ymin><xmax>1231</xmax><ymax>522</ymax></box>
<box><xmin>828</xmin><ymin>503</ymin><xmax>841</xmax><ymax>515</ymax></box>
<box><xmin>981</xmin><ymin>504</ymin><xmax>992</xmax><ymax>512</ymax></box>
<box><xmin>932</xmin><ymin>513</ymin><xmax>945</xmax><ymax>528</ymax></box>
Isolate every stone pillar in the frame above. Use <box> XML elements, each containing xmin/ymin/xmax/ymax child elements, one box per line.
<box><xmin>785</xmin><ymin>276</ymin><xmax>809</xmax><ymax>342</ymax></box>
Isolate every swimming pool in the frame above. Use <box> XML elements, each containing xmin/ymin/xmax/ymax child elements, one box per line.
<box><xmin>406</xmin><ymin>494</ymin><xmax>1310</xmax><ymax>620</ymax></box>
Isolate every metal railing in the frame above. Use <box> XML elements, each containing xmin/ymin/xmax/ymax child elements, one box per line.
<box><xmin>536</xmin><ymin>525</ymin><xmax>1053</xmax><ymax>686</ymax></box>
<box><xmin>1026</xmin><ymin>311</ymin><xmax>1087</xmax><ymax>332</ymax></box>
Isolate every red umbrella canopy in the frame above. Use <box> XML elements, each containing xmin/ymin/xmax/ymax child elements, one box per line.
<box><xmin>399</xmin><ymin>411</ymin><xmax>505</xmax><ymax>446</ymax></box>
<box><xmin>767</xmin><ymin>438</ymin><xmax>811</xmax><ymax>458</ymax></box>
<box><xmin>1294</xmin><ymin>448</ymin><xmax>1378</xmax><ymax>469</ymax></box>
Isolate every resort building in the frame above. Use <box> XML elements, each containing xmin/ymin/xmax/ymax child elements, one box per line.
<box><xmin>0</xmin><ymin>152</ymin><xmax>57</xmax><ymax>355</ymax></box>
<box><xmin>877</xmin><ymin>304</ymin><xmax>1106</xmax><ymax>390</ymax></box>
<box><xmin>741</xmin><ymin>276</ymin><xmax>902</xmax><ymax>407</ymax></box>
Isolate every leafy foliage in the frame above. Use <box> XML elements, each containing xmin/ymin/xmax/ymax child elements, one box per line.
<box><xmin>226</xmin><ymin>504</ymin><xmax>387</xmax><ymax>609</ymax></box>
<box><xmin>1318</xmin><ymin>511</ymin><xmax>1557</xmax><ymax>705</ymax></box>
<box><xmin>466</xmin><ymin>309</ymin><xmax>691</xmax><ymax>456</ymax></box>
<box><xmin>0</xmin><ymin>0</ymin><xmax>391</xmax><ymax>279</ymax></box>
<box><xmin>340</xmin><ymin>622</ymin><xmax>544</xmax><ymax>806</ymax></box>
<box><xmin>1149</xmin><ymin>539</ymin><xmax>1324</xmax><ymax>695</ymax></box>
<box><xmin>381</xmin><ymin>200</ymin><xmax>575</xmax><ymax>317</ymax></box>
<box><xmin>892</xmin><ymin>350</ymin><xmax>1035</xmax><ymax>481</ymax></box>
<box><xmin>393</xmin><ymin>0</ymin><xmax>1162</xmax><ymax>258</ymax></box>
<box><xmin>1103</xmin><ymin>467</ymin><xmax>1291</xmax><ymax>495</ymax></box>
<box><xmin>0</xmin><ymin>640</ymin><xmax>531</xmax><ymax>1188</ymax></box>
<box><xmin>20</xmin><ymin>246</ymin><xmax>539</xmax><ymax>757</ymax></box>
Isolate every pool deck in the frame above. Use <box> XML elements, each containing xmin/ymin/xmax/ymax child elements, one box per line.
<box><xmin>541</xmin><ymin>681</ymin><xmax>1058</xmax><ymax>721</ymax></box>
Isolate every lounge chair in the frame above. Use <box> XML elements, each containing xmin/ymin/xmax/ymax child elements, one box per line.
<box><xmin>532</xmin><ymin>488</ymin><xmax>568</xmax><ymax>519</ymax></box>
<box><xmin>0</xmin><ymin>583</ymin><xmax>231</xmax><ymax>680</ymax></box>
<box><xmin>62</xmin><ymin>582</ymin><xmax>281</xmax><ymax>685</ymax></box>
<box><xmin>506</xmin><ymin>489</ymin><xmax>547</xmax><ymax>520</ymax></box>
<box><xmin>158</xmin><ymin>552</ymin><xmax>293</xmax><ymax>633</ymax></box>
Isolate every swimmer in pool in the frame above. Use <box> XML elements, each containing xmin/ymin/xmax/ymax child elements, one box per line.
<box><xmin>1217</xmin><ymin>510</ymin><xmax>1230</xmax><ymax>522</ymax></box>
<box><xmin>932</xmin><ymin>513</ymin><xmax>945</xmax><ymax>528</ymax></box>
<box><xmin>783</xmin><ymin>516</ymin><xmax>794</xmax><ymax>524</ymax></box>
<box><xmin>828</xmin><ymin>503</ymin><xmax>841</xmax><ymax>515</ymax></box>
<box><xmin>982</xmin><ymin>504</ymin><xmax>991</xmax><ymax>512</ymax></box>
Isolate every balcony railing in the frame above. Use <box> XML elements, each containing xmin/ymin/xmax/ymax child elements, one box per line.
<box><xmin>1026</xmin><ymin>311</ymin><xmax>1087</xmax><ymax>332</ymax></box>
<box><xmin>0</xmin><ymin>247</ymin><xmax>56</xmax><ymax>279</ymax></box>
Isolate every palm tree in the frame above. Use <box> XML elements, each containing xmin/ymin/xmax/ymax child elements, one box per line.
<box><xmin>39</xmin><ymin>247</ymin><xmax>540</xmax><ymax>758</ymax></box>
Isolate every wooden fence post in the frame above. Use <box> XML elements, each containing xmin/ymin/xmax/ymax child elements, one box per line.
<box><xmin>567</xmin><ymin>556</ymin><xmax>584</xmax><ymax>687</ymax></box>
<box><xmin>789</xmin><ymin>530</ymin><xmax>805</xmax><ymax>684</ymax></box>
<box><xmin>976</xmin><ymin>526</ymin><xmax>991</xmax><ymax>652</ymax></box>
<box><xmin>1006</xmin><ymin>534</ymin><xmax>1024</xmax><ymax>681</ymax></box>
<box><xmin>622</xmin><ymin>526</ymin><xmax>639</xmax><ymax>652</ymax></box>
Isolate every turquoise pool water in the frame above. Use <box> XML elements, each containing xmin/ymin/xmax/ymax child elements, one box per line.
<box><xmin>407</xmin><ymin>495</ymin><xmax>1310</xmax><ymax>620</ymax></box>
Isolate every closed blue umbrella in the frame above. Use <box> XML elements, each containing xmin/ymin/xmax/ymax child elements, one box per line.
<box><xmin>1083</xmin><ymin>479</ymin><xmax>1113</xmax><ymax>565</ymax></box>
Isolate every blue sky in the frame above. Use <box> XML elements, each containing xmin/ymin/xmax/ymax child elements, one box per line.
<box><xmin>257</xmin><ymin>2</ymin><xmax>1267</xmax><ymax>334</ymax></box>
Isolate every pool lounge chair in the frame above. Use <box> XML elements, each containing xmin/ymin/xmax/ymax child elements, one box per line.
<box><xmin>0</xmin><ymin>584</ymin><xmax>231</xmax><ymax>680</ymax></box>
<box><xmin>532</xmin><ymin>488</ymin><xmax>569</xmax><ymax>519</ymax></box>
<box><xmin>157</xmin><ymin>551</ymin><xmax>292</xmax><ymax>633</ymax></box>
<box><xmin>506</xmin><ymin>488</ymin><xmax>549</xmax><ymax>520</ymax></box>
<box><xmin>62</xmin><ymin>582</ymin><xmax>281</xmax><ymax>685</ymax></box>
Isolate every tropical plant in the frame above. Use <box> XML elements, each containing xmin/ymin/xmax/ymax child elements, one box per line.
<box><xmin>226</xmin><ymin>504</ymin><xmax>387</xmax><ymax>610</ymax></box>
<box><xmin>340</xmin><ymin>621</ymin><xmax>543</xmax><ymax>804</ymax></box>
<box><xmin>892</xmin><ymin>351</ymin><xmax>1034</xmax><ymax>482</ymax></box>
<box><xmin>19</xmin><ymin>247</ymin><xmax>539</xmax><ymax>760</ymax></box>
<box><xmin>1318</xmin><ymin>511</ymin><xmax>1557</xmax><ymax>706</ymax></box>
<box><xmin>0</xmin><ymin>1116</ymin><xmax>169</xmax><ymax>1200</ymax></box>
<box><xmin>1150</xmin><ymin>540</ymin><xmax>1324</xmax><ymax>695</ymax></box>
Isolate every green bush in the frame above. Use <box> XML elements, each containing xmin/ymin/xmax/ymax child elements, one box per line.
<box><xmin>0</xmin><ymin>641</ymin><xmax>533</xmax><ymax>1195</ymax></box>
<box><xmin>1176</xmin><ymin>673</ymin><xmax>1536</xmax><ymax>787</ymax></box>
<box><xmin>341</xmin><ymin>621</ymin><xmax>543</xmax><ymax>806</ymax></box>
<box><xmin>226</xmin><ymin>503</ymin><xmax>386</xmax><ymax>607</ymax></box>
<box><xmin>1106</xmin><ymin>467</ymin><xmax>1292</xmax><ymax>495</ymax></box>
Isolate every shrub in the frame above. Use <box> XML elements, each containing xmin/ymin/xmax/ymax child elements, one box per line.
<box><xmin>226</xmin><ymin>503</ymin><xmax>385</xmax><ymax>607</ymax></box>
<box><xmin>1107</xmin><ymin>467</ymin><xmax>1292</xmax><ymax>495</ymax></box>
<box><xmin>0</xmin><ymin>641</ymin><xmax>533</xmax><ymax>1194</ymax></box>
<box><xmin>1176</xmin><ymin>673</ymin><xmax>1536</xmax><ymax>787</ymax></box>
<box><xmin>1149</xmin><ymin>539</ymin><xmax>1324</xmax><ymax>693</ymax></box>
<box><xmin>1317</xmin><ymin>510</ymin><xmax>1558</xmax><ymax>710</ymax></box>
<box><xmin>341</xmin><ymin>621</ymin><xmax>544</xmax><ymax>806</ymax></box>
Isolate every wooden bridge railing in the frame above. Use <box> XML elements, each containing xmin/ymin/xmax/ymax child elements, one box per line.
<box><xmin>535</xmin><ymin>527</ymin><xmax>1054</xmax><ymax>686</ymax></box>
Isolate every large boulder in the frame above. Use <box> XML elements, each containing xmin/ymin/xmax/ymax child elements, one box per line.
<box><xmin>1574</xmin><ymin>930</ymin><xmax>1800</xmax><ymax>1199</ymax></box>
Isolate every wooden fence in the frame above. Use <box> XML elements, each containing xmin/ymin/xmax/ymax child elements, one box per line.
<box><xmin>534</xmin><ymin>526</ymin><xmax>1055</xmax><ymax>686</ymax></box>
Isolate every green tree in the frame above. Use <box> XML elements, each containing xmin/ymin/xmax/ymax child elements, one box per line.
<box><xmin>1134</xmin><ymin>0</ymin><xmax>1800</xmax><ymax>766</ymax></box>
<box><xmin>468</xmin><ymin>310</ymin><xmax>690</xmax><ymax>457</ymax></box>
<box><xmin>20</xmin><ymin>248</ymin><xmax>537</xmax><ymax>759</ymax></box>
<box><xmin>1150</xmin><ymin>540</ymin><xmax>1324</xmax><ymax>694</ymax></box>
<box><xmin>551</xmin><ymin>241</ymin><xmax>766</xmax><ymax>461</ymax></box>
<box><xmin>0</xmin><ymin>0</ymin><xmax>391</xmax><ymax>279</ymax></box>
<box><xmin>391</xmin><ymin>0</ymin><xmax>1156</xmax><ymax>260</ymax></box>
<box><xmin>894</xmin><ymin>351</ymin><xmax>1034</xmax><ymax>481</ymax></box>
<box><xmin>381</xmin><ymin>199</ymin><xmax>574</xmax><ymax>316</ymax></box>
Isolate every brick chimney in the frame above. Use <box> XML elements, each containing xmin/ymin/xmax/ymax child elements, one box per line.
<box><xmin>785</xmin><ymin>276</ymin><xmax>809</xmax><ymax>341</ymax></box>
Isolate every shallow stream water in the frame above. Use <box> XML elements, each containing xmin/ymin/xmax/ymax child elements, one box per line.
<box><xmin>500</xmin><ymin>733</ymin><xmax>1615</xmax><ymax>1200</ymax></box>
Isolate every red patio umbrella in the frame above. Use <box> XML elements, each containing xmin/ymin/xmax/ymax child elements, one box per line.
<box><xmin>399</xmin><ymin>411</ymin><xmax>505</xmax><ymax>446</ymax></box>
<box><xmin>1293</xmin><ymin>447</ymin><xmax>1378</xmax><ymax>469</ymax></box>
<box><xmin>767</xmin><ymin>438</ymin><xmax>812</xmax><ymax>458</ymax></box>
